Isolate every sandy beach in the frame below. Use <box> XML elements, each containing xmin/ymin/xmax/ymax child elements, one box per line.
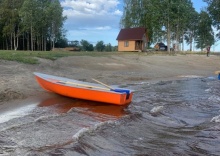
<box><xmin>0</xmin><ymin>53</ymin><xmax>220</xmax><ymax>104</ymax></box>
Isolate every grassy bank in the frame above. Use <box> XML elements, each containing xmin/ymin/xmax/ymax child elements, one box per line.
<box><xmin>0</xmin><ymin>51</ymin><xmax>122</xmax><ymax>64</ymax></box>
<box><xmin>0</xmin><ymin>50</ymin><xmax>217</xmax><ymax>64</ymax></box>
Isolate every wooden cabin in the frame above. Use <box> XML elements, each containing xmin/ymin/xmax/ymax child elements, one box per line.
<box><xmin>116</xmin><ymin>27</ymin><xmax>148</xmax><ymax>52</ymax></box>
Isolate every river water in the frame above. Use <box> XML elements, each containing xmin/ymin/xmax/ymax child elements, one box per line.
<box><xmin>0</xmin><ymin>76</ymin><xmax>220</xmax><ymax>156</ymax></box>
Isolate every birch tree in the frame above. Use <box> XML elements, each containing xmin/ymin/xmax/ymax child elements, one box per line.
<box><xmin>0</xmin><ymin>0</ymin><xmax>66</xmax><ymax>51</ymax></box>
<box><xmin>204</xmin><ymin>0</ymin><xmax>220</xmax><ymax>39</ymax></box>
<box><xmin>0</xmin><ymin>0</ymin><xmax>24</xmax><ymax>50</ymax></box>
<box><xmin>120</xmin><ymin>0</ymin><xmax>198</xmax><ymax>52</ymax></box>
<box><xmin>194</xmin><ymin>11</ymin><xmax>214</xmax><ymax>50</ymax></box>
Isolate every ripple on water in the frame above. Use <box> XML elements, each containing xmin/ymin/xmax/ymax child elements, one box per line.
<box><xmin>1</xmin><ymin>78</ymin><xmax>220</xmax><ymax>155</ymax></box>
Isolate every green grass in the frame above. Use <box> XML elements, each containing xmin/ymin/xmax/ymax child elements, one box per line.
<box><xmin>0</xmin><ymin>51</ymin><xmax>38</xmax><ymax>64</ymax></box>
<box><xmin>0</xmin><ymin>50</ymin><xmax>218</xmax><ymax>64</ymax></box>
<box><xmin>0</xmin><ymin>50</ymin><xmax>126</xmax><ymax>64</ymax></box>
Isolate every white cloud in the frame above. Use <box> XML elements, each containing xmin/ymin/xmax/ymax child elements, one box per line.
<box><xmin>95</xmin><ymin>26</ymin><xmax>111</xmax><ymax>30</ymax></box>
<box><xmin>114</xmin><ymin>9</ymin><xmax>122</xmax><ymax>16</ymax></box>
<box><xmin>61</xmin><ymin>0</ymin><xmax>120</xmax><ymax>13</ymax></box>
<box><xmin>61</xmin><ymin>0</ymin><xmax>122</xmax><ymax>28</ymax></box>
<box><xmin>61</xmin><ymin>0</ymin><xmax>122</xmax><ymax>44</ymax></box>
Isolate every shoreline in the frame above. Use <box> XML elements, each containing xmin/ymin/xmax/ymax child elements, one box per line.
<box><xmin>0</xmin><ymin>54</ymin><xmax>220</xmax><ymax>105</ymax></box>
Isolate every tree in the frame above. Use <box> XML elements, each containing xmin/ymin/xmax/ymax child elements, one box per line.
<box><xmin>194</xmin><ymin>11</ymin><xmax>214</xmax><ymax>50</ymax></box>
<box><xmin>184</xmin><ymin>10</ymin><xmax>199</xmax><ymax>51</ymax></box>
<box><xmin>120</xmin><ymin>0</ymin><xmax>161</xmax><ymax>43</ymax></box>
<box><xmin>0</xmin><ymin>0</ymin><xmax>24</xmax><ymax>50</ymax></box>
<box><xmin>120</xmin><ymin>0</ymin><xmax>198</xmax><ymax>52</ymax></box>
<box><xmin>95</xmin><ymin>41</ymin><xmax>105</xmax><ymax>52</ymax></box>
<box><xmin>204</xmin><ymin>0</ymin><xmax>220</xmax><ymax>39</ymax></box>
<box><xmin>19</xmin><ymin>0</ymin><xmax>39</xmax><ymax>51</ymax></box>
<box><xmin>46</xmin><ymin>0</ymin><xmax>67</xmax><ymax>50</ymax></box>
<box><xmin>112</xmin><ymin>46</ymin><xmax>118</xmax><ymax>51</ymax></box>
<box><xmin>88</xmin><ymin>44</ymin><xmax>94</xmax><ymax>51</ymax></box>
<box><xmin>55</xmin><ymin>36</ymin><xmax>68</xmax><ymax>48</ymax></box>
<box><xmin>69</xmin><ymin>40</ymin><xmax>80</xmax><ymax>47</ymax></box>
<box><xmin>80</xmin><ymin>40</ymin><xmax>94</xmax><ymax>51</ymax></box>
<box><xmin>0</xmin><ymin>0</ymin><xmax>67</xmax><ymax>51</ymax></box>
<box><xmin>105</xmin><ymin>43</ymin><xmax>112</xmax><ymax>52</ymax></box>
<box><xmin>159</xmin><ymin>0</ymin><xmax>196</xmax><ymax>52</ymax></box>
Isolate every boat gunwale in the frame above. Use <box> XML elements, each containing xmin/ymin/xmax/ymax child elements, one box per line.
<box><xmin>33</xmin><ymin>72</ymin><xmax>132</xmax><ymax>94</ymax></box>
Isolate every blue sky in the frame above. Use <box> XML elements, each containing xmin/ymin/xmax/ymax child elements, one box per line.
<box><xmin>61</xmin><ymin>0</ymin><xmax>219</xmax><ymax>51</ymax></box>
<box><xmin>192</xmin><ymin>0</ymin><xmax>207</xmax><ymax>11</ymax></box>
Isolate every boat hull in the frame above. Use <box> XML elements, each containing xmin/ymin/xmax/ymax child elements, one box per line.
<box><xmin>34</xmin><ymin>72</ymin><xmax>133</xmax><ymax>105</ymax></box>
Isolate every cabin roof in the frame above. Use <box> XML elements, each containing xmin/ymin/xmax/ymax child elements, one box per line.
<box><xmin>116</xmin><ymin>27</ymin><xmax>146</xmax><ymax>40</ymax></box>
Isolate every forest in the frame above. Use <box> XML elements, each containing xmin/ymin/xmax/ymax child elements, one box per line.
<box><xmin>120</xmin><ymin>0</ymin><xmax>220</xmax><ymax>51</ymax></box>
<box><xmin>1</xmin><ymin>0</ymin><xmax>219</xmax><ymax>52</ymax></box>
<box><xmin>0</xmin><ymin>0</ymin><xmax>117</xmax><ymax>52</ymax></box>
<box><xmin>0</xmin><ymin>0</ymin><xmax>66</xmax><ymax>51</ymax></box>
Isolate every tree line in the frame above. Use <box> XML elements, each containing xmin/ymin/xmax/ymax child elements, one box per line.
<box><xmin>66</xmin><ymin>40</ymin><xmax>117</xmax><ymax>52</ymax></box>
<box><xmin>0</xmin><ymin>0</ymin><xmax>66</xmax><ymax>51</ymax></box>
<box><xmin>120</xmin><ymin>0</ymin><xmax>219</xmax><ymax>51</ymax></box>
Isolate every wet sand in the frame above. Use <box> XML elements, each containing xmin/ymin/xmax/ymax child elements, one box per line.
<box><xmin>0</xmin><ymin>53</ymin><xmax>220</xmax><ymax>105</ymax></box>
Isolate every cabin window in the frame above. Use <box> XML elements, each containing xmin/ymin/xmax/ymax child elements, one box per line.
<box><xmin>124</xmin><ymin>41</ymin><xmax>129</xmax><ymax>47</ymax></box>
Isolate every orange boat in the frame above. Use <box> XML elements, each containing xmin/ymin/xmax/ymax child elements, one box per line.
<box><xmin>34</xmin><ymin>72</ymin><xmax>133</xmax><ymax>105</ymax></box>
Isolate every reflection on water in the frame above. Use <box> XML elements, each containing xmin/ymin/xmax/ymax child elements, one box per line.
<box><xmin>38</xmin><ymin>96</ymin><xmax>129</xmax><ymax>118</ymax></box>
<box><xmin>0</xmin><ymin>77</ymin><xmax>220</xmax><ymax>156</ymax></box>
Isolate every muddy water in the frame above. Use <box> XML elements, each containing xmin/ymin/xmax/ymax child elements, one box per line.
<box><xmin>0</xmin><ymin>77</ymin><xmax>220</xmax><ymax>156</ymax></box>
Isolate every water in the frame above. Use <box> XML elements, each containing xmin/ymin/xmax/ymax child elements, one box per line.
<box><xmin>0</xmin><ymin>77</ymin><xmax>220</xmax><ymax>155</ymax></box>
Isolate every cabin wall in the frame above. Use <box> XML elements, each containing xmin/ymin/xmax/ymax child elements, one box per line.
<box><xmin>118</xmin><ymin>40</ymin><xmax>136</xmax><ymax>52</ymax></box>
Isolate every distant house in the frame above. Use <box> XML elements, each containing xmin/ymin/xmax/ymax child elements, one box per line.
<box><xmin>116</xmin><ymin>27</ymin><xmax>148</xmax><ymax>52</ymax></box>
